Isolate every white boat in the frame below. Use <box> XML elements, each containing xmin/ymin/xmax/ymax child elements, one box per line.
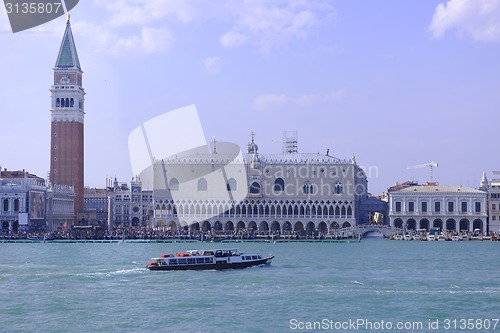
<box><xmin>413</xmin><ymin>234</ymin><xmax>420</xmax><ymax>241</ymax></box>
<box><xmin>451</xmin><ymin>235</ymin><xmax>460</xmax><ymax>241</ymax></box>
<box><xmin>437</xmin><ymin>235</ymin><xmax>446</xmax><ymax>241</ymax></box>
<box><xmin>146</xmin><ymin>248</ymin><xmax>274</xmax><ymax>271</ymax></box>
<box><xmin>428</xmin><ymin>234</ymin><xmax>436</xmax><ymax>241</ymax></box>
<box><xmin>404</xmin><ymin>234</ymin><xmax>411</xmax><ymax>241</ymax></box>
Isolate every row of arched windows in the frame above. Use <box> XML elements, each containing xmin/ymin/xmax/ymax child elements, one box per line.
<box><xmin>168</xmin><ymin>177</ymin><xmax>344</xmax><ymax>195</ymax></box>
<box><xmin>3</xmin><ymin>198</ymin><xmax>20</xmax><ymax>212</ymax></box>
<box><xmin>56</xmin><ymin>97</ymin><xmax>74</xmax><ymax>108</ymax></box>
<box><xmin>169</xmin><ymin>177</ymin><xmax>239</xmax><ymax>192</ymax></box>
<box><xmin>154</xmin><ymin>201</ymin><xmax>354</xmax><ymax>219</ymax></box>
<box><xmin>158</xmin><ymin>219</ymin><xmax>353</xmax><ymax>234</ymax></box>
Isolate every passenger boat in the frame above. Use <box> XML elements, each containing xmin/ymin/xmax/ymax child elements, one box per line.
<box><xmin>146</xmin><ymin>249</ymin><xmax>274</xmax><ymax>271</ymax></box>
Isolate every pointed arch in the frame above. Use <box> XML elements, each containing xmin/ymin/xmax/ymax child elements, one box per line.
<box><xmin>259</xmin><ymin>221</ymin><xmax>269</xmax><ymax>232</ymax></box>
<box><xmin>250</xmin><ymin>182</ymin><xmax>260</xmax><ymax>194</ymax></box>
<box><xmin>169</xmin><ymin>178</ymin><xmax>179</xmax><ymax>191</ymax></box>
<box><xmin>227</xmin><ymin>178</ymin><xmax>237</xmax><ymax>191</ymax></box>
<box><xmin>274</xmin><ymin>178</ymin><xmax>285</xmax><ymax>193</ymax></box>
<box><xmin>197</xmin><ymin>178</ymin><xmax>207</xmax><ymax>191</ymax></box>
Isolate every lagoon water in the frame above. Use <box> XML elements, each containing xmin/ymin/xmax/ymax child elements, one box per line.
<box><xmin>0</xmin><ymin>239</ymin><xmax>499</xmax><ymax>333</ymax></box>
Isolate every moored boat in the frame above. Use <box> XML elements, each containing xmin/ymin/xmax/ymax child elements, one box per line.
<box><xmin>146</xmin><ymin>248</ymin><xmax>274</xmax><ymax>271</ymax></box>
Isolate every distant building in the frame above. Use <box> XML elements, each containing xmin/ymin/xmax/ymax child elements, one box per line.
<box><xmin>81</xmin><ymin>187</ymin><xmax>109</xmax><ymax>228</ymax></box>
<box><xmin>388</xmin><ymin>183</ymin><xmax>487</xmax><ymax>233</ymax></box>
<box><xmin>107</xmin><ymin>177</ymin><xmax>154</xmax><ymax>230</ymax></box>
<box><xmin>479</xmin><ymin>171</ymin><xmax>500</xmax><ymax>233</ymax></box>
<box><xmin>0</xmin><ymin>169</ymin><xmax>46</xmax><ymax>232</ymax></box>
<box><xmin>151</xmin><ymin>134</ymin><xmax>371</xmax><ymax>235</ymax></box>
<box><xmin>46</xmin><ymin>184</ymin><xmax>75</xmax><ymax>232</ymax></box>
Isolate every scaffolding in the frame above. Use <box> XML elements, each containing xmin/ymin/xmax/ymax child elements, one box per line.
<box><xmin>282</xmin><ymin>131</ymin><xmax>298</xmax><ymax>154</ymax></box>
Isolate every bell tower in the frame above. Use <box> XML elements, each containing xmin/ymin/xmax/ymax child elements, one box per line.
<box><xmin>49</xmin><ymin>15</ymin><xmax>85</xmax><ymax>221</ymax></box>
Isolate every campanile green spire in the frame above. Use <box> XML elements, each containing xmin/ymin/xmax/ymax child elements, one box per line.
<box><xmin>55</xmin><ymin>15</ymin><xmax>81</xmax><ymax>69</ymax></box>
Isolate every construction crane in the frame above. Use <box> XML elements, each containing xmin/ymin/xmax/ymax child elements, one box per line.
<box><xmin>407</xmin><ymin>162</ymin><xmax>438</xmax><ymax>182</ymax></box>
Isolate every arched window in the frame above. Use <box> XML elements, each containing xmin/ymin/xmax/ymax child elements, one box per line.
<box><xmin>302</xmin><ymin>181</ymin><xmax>314</xmax><ymax>194</ymax></box>
<box><xmin>56</xmin><ymin>98</ymin><xmax>60</xmax><ymax>107</ymax></box>
<box><xmin>3</xmin><ymin>199</ymin><xmax>8</xmax><ymax>212</ymax></box>
<box><xmin>334</xmin><ymin>182</ymin><xmax>343</xmax><ymax>194</ymax></box>
<box><xmin>197</xmin><ymin>178</ymin><xmax>207</xmax><ymax>191</ymax></box>
<box><xmin>169</xmin><ymin>178</ymin><xmax>179</xmax><ymax>191</ymax></box>
<box><xmin>250</xmin><ymin>182</ymin><xmax>260</xmax><ymax>194</ymax></box>
<box><xmin>227</xmin><ymin>178</ymin><xmax>237</xmax><ymax>191</ymax></box>
<box><xmin>274</xmin><ymin>178</ymin><xmax>285</xmax><ymax>192</ymax></box>
<box><xmin>13</xmin><ymin>199</ymin><xmax>19</xmax><ymax>212</ymax></box>
<box><xmin>70</xmin><ymin>98</ymin><xmax>74</xmax><ymax>107</ymax></box>
<box><xmin>65</xmin><ymin>98</ymin><xmax>70</xmax><ymax>107</ymax></box>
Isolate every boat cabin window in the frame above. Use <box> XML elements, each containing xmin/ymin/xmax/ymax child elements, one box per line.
<box><xmin>196</xmin><ymin>258</ymin><xmax>205</xmax><ymax>264</ymax></box>
<box><xmin>169</xmin><ymin>259</ymin><xmax>178</xmax><ymax>265</ymax></box>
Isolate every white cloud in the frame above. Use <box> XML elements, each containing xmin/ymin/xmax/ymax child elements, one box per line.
<box><xmin>220</xmin><ymin>31</ymin><xmax>248</xmax><ymax>48</ymax></box>
<box><xmin>114</xmin><ymin>27</ymin><xmax>174</xmax><ymax>54</ymax></box>
<box><xmin>84</xmin><ymin>0</ymin><xmax>333</xmax><ymax>54</ymax></box>
<box><xmin>255</xmin><ymin>89</ymin><xmax>345</xmax><ymax>111</ymax></box>
<box><xmin>204</xmin><ymin>56</ymin><xmax>221</xmax><ymax>74</ymax></box>
<box><xmin>92</xmin><ymin>0</ymin><xmax>204</xmax><ymax>27</ymax></box>
<box><xmin>429</xmin><ymin>0</ymin><xmax>500</xmax><ymax>42</ymax></box>
<box><xmin>255</xmin><ymin>94</ymin><xmax>290</xmax><ymax>110</ymax></box>
<box><xmin>222</xmin><ymin>0</ymin><xmax>332</xmax><ymax>51</ymax></box>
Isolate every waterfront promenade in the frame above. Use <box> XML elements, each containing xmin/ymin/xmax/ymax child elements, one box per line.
<box><xmin>0</xmin><ymin>226</ymin><xmax>361</xmax><ymax>243</ymax></box>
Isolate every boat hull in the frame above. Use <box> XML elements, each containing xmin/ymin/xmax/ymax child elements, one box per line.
<box><xmin>147</xmin><ymin>256</ymin><xmax>274</xmax><ymax>271</ymax></box>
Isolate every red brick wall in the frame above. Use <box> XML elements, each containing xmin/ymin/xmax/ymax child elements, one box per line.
<box><xmin>50</xmin><ymin>120</ymin><xmax>84</xmax><ymax>217</ymax></box>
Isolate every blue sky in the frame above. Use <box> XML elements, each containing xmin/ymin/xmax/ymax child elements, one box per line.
<box><xmin>1</xmin><ymin>0</ymin><xmax>499</xmax><ymax>195</ymax></box>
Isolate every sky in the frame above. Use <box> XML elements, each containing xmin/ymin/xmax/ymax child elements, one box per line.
<box><xmin>0</xmin><ymin>0</ymin><xmax>499</xmax><ymax>195</ymax></box>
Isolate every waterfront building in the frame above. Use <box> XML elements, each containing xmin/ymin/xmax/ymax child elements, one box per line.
<box><xmin>388</xmin><ymin>183</ymin><xmax>487</xmax><ymax>233</ymax></box>
<box><xmin>82</xmin><ymin>187</ymin><xmax>109</xmax><ymax>228</ymax></box>
<box><xmin>49</xmin><ymin>16</ymin><xmax>85</xmax><ymax>223</ymax></box>
<box><xmin>479</xmin><ymin>171</ymin><xmax>500</xmax><ymax>234</ymax></box>
<box><xmin>0</xmin><ymin>169</ymin><xmax>46</xmax><ymax>232</ymax></box>
<box><xmin>46</xmin><ymin>184</ymin><xmax>75</xmax><ymax>232</ymax></box>
<box><xmin>107</xmin><ymin>177</ymin><xmax>154</xmax><ymax>230</ymax></box>
<box><xmin>151</xmin><ymin>134</ymin><xmax>374</xmax><ymax>236</ymax></box>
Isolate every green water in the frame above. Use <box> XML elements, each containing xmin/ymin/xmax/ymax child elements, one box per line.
<box><xmin>0</xmin><ymin>240</ymin><xmax>498</xmax><ymax>332</ymax></box>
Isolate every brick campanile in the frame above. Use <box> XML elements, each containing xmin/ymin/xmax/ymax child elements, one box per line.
<box><xmin>49</xmin><ymin>16</ymin><xmax>85</xmax><ymax>221</ymax></box>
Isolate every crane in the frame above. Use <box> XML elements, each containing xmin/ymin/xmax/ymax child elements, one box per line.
<box><xmin>407</xmin><ymin>162</ymin><xmax>438</xmax><ymax>182</ymax></box>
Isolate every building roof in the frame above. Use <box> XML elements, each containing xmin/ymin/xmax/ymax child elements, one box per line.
<box><xmin>0</xmin><ymin>169</ymin><xmax>42</xmax><ymax>180</ymax></box>
<box><xmin>55</xmin><ymin>18</ymin><xmax>81</xmax><ymax>69</ymax></box>
<box><xmin>396</xmin><ymin>185</ymin><xmax>485</xmax><ymax>194</ymax></box>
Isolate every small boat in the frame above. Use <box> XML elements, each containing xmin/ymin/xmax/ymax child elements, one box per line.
<box><xmin>404</xmin><ymin>234</ymin><xmax>411</xmax><ymax>241</ymax></box>
<box><xmin>428</xmin><ymin>234</ymin><xmax>436</xmax><ymax>241</ymax></box>
<box><xmin>451</xmin><ymin>235</ymin><xmax>460</xmax><ymax>241</ymax></box>
<box><xmin>146</xmin><ymin>248</ymin><xmax>274</xmax><ymax>271</ymax></box>
<box><xmin>413</xmin><ymin>234</ymin><xmax>420</xmax><ymax>241</ymax></box>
